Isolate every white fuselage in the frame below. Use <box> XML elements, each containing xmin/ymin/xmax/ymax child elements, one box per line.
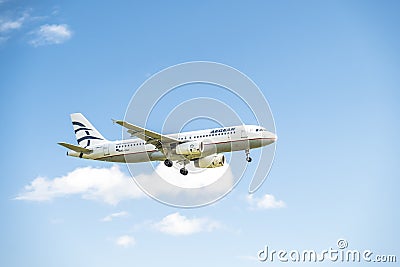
<box><xmin>67</xmin><ymin>125</ymin><xmax>276</xmax><ymax>163</ymax></box>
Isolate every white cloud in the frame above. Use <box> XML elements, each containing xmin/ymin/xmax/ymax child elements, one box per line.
<box><xmin>30</xmin><ymin>24</ymin><xmax>72</xmax><ymax>46</ymax></box>
<box><xmin>0</xmin><ymin>19</ymin><xmax>22</xmax><ymax>32</ymax></box>
<box><xmin>132</xmin><ymin>162</ymin><xmax>235</xmax><ymax>207</ymax></box>
<box><xmin>16</xmin><ymin>161</ymin><xmax>235</xmax><ymax>207</ymax></box>
<box><xmin>247</xmin><ymin>194</ymin><xmax>286</xmax><ymax>210</ymax></box>
<box><xmin>15</xmin><ymin>165</ymin><xmax>144</xmax><ymax>205</ymax></box>
<box><xmin>0</xmin><ymin>13</ymin><xmax>27</xmax><ymax>32</ymax></box>
<box><xmin>0</xmin><ymin>12</ymin><xmax>28</xmax><ymax>43</ymax></box>
<box><xmin>115</xmin><ymin>235</ymin><xmax>135</xmax><ymax>247</ymax></box>
<box><xmin>152</xmin><ymin>212</ymin><xmax>221</xmax><ymax>236</ymax></box>
<box><xmin>101</xmin><ymin>211</ymin><xmax>129</xmax><ymax>222</ymax></box>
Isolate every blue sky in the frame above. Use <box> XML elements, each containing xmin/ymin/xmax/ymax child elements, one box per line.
<box><xmin>1</xmin><ymin>1</ymin><xmax>399</xmax><ymax>266</ymax></box>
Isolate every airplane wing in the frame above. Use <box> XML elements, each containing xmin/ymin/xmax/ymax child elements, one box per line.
<box><xmin>113</xmin><ymin>120</ymin><xmax>179</xmax><ymax>148</ymax></box>
<box><xmin>58</xmin><ymin>142</ymin><xmax>93</xmax><ymax>153</ymax></box>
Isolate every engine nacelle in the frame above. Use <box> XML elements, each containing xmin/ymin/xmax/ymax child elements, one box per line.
<box><xmin>194</xmin><ymin>153</ymin><xmax>225</xmax><ymax>168</ymax></box>
<box><xmin>175</xmin><ymin>141</ymin><xmax>204</xmax><ymax>156</ymax></box>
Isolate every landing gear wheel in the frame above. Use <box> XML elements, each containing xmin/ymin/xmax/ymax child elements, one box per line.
<box><xmin>164</xmin><ymin>159</ymin><xmax>173</xmax><ymax>167</ymax></box>
<box><xmin>180</xmin><ymin>168</ymin><xmax>188</xmax><ymax>176</ymax></box>
<box><xmin>245</xmin><ymin>149</ymin><xmax>252</xmax><ymax>163</ymax></box>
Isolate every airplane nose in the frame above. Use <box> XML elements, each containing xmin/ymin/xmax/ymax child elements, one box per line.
<box><xmin>262</xmin><ymin>131</ymin><xmax>277</xmax><ymax>145</ymax></box>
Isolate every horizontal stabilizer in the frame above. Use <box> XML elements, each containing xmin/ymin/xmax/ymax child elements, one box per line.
<box><xmin>58</xmin><ymin>142</ymin><xmax>93</xmax><ymax>153</ymax></box>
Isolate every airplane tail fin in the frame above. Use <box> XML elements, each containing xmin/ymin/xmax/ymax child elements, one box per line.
<box><xmin>70</xmin><ymin>113</ymin><xmax>107</xmax><ymax>147</ymax></box>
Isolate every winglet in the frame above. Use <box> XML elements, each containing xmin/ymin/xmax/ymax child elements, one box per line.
<box><xmin>113</xmin><ymin>120</ymin><xmax>125</xmax><ymax>127</ymax></box>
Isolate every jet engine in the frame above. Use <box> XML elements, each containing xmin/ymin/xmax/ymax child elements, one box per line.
<box><xmin>175</xmin><ymin>141</ymin><xmax>204</xmax><ymax>156</ymax></box>
<box><xmin>194</xmin><ymin>153</ymin><xmax>225</xmax><ymax>168</ymax></box>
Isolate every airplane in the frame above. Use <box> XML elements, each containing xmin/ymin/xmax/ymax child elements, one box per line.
<box><xmin>58</xmin><ymin>113</ymin><xmax>277</xmax><ymax>175</ymax></box>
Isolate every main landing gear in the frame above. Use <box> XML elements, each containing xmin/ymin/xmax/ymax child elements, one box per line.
<box><xmin>180</xmin><ymin>160</ymin><xmax>189</xmax><ymax>176</ymax></box>
<box><xmin>180</xmin><ymin>167</ymin><xmax>188</xmax><ymax>176</ymax></box>
<box><xmin>245</xmin><ymin>149</ymin><xmax>252</xmax><ymax>162</ymax></box>
<box><xmin>164</xmin><ymin>159</ymin><xmax>173</xmax><ymax>167</ymax></box>
<box><xmin>164</xmin><ymin>158</ymin><xmax>188</xmax><ymax>175</ymax></box>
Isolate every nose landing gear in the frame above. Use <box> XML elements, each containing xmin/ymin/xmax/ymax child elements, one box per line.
<box><xmin>245</xmin><ymin>149</ymin><xmax>252</xmax><ymax>162</ymax></box>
